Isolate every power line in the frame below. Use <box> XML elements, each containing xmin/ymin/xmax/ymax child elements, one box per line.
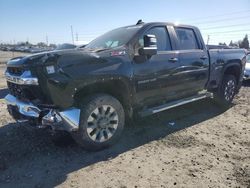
<box><xmin>182</xmin><ymin>9</ymin><xmax>250</xmax><ymax>22</ymax></box>
<box><xmin>206</xmin><ymin>35</ymin><xmax>249</xmax><ymax>39</ymax></box>
<box><xmin>201</xmin><ymin>23</ymin><xmax>250</xmax><ymax>30</ymax></box>
<box><xmin>207</xmin><ymin>35</ymin><xmax>247</xmax><ymax>39</ymax></box>
<box><xmin>205</xmin><ymin>29</ymin><xmax>250</xmax><ymax>34</ymax></box>
<box><xmin>75</xmin><ymin>18</ymin><xmax>250</xmax><ymax>40</ymax></box>
<box><xmin>189</xmin><ymin>15</ymin><xmax>250</xmax><ymax>25</ymax></box>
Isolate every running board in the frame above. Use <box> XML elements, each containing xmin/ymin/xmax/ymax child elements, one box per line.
<box><xmin>139</xmin><ymin>92</ymin><xmax>213</xmax><ymax>117</ymax></box>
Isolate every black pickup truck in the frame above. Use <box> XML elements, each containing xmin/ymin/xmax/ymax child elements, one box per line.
<box><xmin>4</xmin><ymin>21</ymin><xmax>247</xmax><ymax>150</ymax></box>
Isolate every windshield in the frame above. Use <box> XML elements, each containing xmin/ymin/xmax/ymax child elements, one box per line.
<box><xmin>85</xmin><ymin>26</ymin><xmax>142</xmax><ymax>49</ymax></box>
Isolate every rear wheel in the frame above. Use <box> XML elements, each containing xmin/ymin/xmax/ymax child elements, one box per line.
<box><xmin>71</xmin><ymin>94</ymin><xmax>125</xmax><ymax>151</ymax></box>
<box><xmin>214</xmin><ymin>74</ymin><xmax>237</xmax><ymax>107</ymax></box>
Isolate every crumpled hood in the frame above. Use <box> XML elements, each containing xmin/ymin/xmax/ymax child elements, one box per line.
<box><xmin>7</xmin><ymin>47</ymin><xmax>126</xmax><ymax>68</ymax></box>
<box><xmin>6</xmin><ymin>48</ymin><xmax>109</xmax><ymax>68</ymax></box>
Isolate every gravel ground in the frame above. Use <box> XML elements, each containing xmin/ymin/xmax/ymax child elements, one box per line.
<box><xmin>0</xmin><ymin>61</ymin><xmax>249</xmax><ymax>187</ymax></box>
<box><xmin>0</xmin><ymin>50</ymin><xmax>30</xmax><ymax>64</ymax></box>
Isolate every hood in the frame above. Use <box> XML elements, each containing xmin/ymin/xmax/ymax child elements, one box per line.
<box><xmin>6</xmin><ymin>47</ymin><xmax>127</xmax><ymax>68</ymax></box>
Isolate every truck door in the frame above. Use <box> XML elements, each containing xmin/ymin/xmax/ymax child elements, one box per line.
<box><xmin>173</xmin><ymin>27</ymin><xmax>209</xmax><ymax>96</ymax></box>
<box><xmin>133</xmin><ymin>26</ymin><xmax>182</xmax><ymax>106</ymax></box>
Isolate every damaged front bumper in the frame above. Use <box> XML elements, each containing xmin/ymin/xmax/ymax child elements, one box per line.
<box><xmin>4</xmin><ymin>94</ymin><xmax>80</xmax><ymax>132</ymax></box>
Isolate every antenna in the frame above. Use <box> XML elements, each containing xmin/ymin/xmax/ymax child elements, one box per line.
<box><xmin>136</xmin><ymin>19</ymin><xmax>144</xmax><ymax>25</ymax></box>
<box><xmin>207</xmin><ymin>35</ymin><xmax>210</xmax><ymax>45</ymax></box>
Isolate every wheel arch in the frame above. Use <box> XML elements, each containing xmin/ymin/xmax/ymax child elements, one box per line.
<box><xmin>223</xmin><ymin>62</ymin><xmax>241</xmax><ymax>84</ymax></box>
<box><xmin>73</xmin><ymin>79</ymin><xmax>134</xmax><ymax>118</ymax></box>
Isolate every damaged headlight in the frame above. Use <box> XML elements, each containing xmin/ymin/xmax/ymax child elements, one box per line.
<box><xmin>5</xmin><ymin>70</ymin><xmax>39</xmax><ymax>85</ymax></box>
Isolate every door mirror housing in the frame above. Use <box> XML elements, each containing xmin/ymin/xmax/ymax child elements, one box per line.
<box><xmin>138</xmin><ymin>34</ymin><xmax>158</xmax><ymax>56</ymax></box>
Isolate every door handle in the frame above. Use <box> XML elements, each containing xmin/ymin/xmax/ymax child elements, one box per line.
<box><xmin>200</xmin><ymin>56</ymin><xmax>208</xmax><ymax>60</ymax></box>
<box><xmin>168</xmin><ymin>58</ymin><xmax>178</xmax><ymax>63</ymax></box>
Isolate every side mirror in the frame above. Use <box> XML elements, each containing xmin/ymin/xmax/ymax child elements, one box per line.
<box><xmin>139</xmin><ymin>34</ymin><xmax>157</xmax><ymax>56</ymax></box>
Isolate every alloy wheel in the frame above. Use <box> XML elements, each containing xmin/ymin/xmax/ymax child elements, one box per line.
<box><xmin>224</xmin><ymin>79</ymin><xmax>236</xmax><ymax>101</ymax></box>
<box><xmin>86</xmin><ymin>105</ymin><xmax>119</xmax><ymax>142</ymax></box>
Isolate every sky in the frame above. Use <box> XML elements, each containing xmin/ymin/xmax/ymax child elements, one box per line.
<box><xmin>0</xmin><ymin>0</ymin><xmax>250</xmax><ymax>45</ymax></box>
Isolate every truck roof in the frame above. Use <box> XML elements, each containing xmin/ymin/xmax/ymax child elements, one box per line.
<box><xmin>129</xmin><ymin>21</ymin><xmax>199</xmax><ymax>30</ymax></box>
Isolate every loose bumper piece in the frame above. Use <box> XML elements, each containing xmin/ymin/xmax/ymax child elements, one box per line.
<box><xmin>4</xmin><ymin>94</ymin><xmax>80</xmax><ymax>131</ymax></box>
<box><xmin>5</xmin><ymin>94</ymin><xmax>41</xmax><ymax>117</ymax></box>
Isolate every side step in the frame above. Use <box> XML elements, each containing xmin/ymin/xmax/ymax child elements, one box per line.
<box><xmin>139</xmin><ymin>92</ymin><xmax>213</xmax><ymax>117</ymax></box>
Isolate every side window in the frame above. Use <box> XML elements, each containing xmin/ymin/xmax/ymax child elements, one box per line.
<box><xmin>145</xmin><ymin>27</ymin><xmax>171</xmax><ymax>51</ymax></box>
<box><xmin>175</xmin><ymin>28</ymin><xmax>200</xmax><ymax>50</ymax></box>
<box><xmin>135</xmin><ymin>26</ymin><xmax>172</xmax><ymax>53</ymax></box>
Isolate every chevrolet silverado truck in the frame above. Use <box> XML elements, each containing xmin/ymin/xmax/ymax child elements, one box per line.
<box><xmin>4</xmin><ymin>21</ymin><xmax>247</xmax><ymax>150</ymax></box>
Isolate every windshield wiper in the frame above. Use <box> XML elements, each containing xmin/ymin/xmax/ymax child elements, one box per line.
<box><xmin>95</xmin><ymin>48</ymin><xmax>110</xmax><ymax>52</ymax></box>
<box><xmin>85</xmin><ymin>47</ymin><xmax>110</xmax><ymax>52</ymax></box>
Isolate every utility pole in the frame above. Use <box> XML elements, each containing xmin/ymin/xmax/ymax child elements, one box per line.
<box><xmin>207</xmin><ymin>35</ymin><xmax>210</xmax><ymax>45</ymax></box>
<box><xmin>75</xmin><ymin>32</ymin><xmax>78</xmax><ymax>42</ymax></box>
<box><xmin>71</xmin><ymin>25</ymin><xmax>74</xmax><ymax>44</ymax></box>
<box><xmin>46</xmin><ymin>35</ymin><xmax>49</xmax><ymax>46</ymax></box>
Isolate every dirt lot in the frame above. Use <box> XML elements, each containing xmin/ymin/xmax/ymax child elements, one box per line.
<box><xmin>0</xmin><ymin>55</ymin><xmax>249</xmax><ymax>187</ymax></box>
<box><xmin>0</xmin><ymin>50</ymin><xmax>30</xmax><ymax>64</ymax></box>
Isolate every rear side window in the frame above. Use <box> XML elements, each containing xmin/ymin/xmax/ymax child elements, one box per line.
<box><xmin>175</xmin><ymin>28</ymin><xmax>199</xmax><ymax>50</ymax></box>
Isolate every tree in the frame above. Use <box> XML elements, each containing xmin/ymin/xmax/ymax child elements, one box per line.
<box><xmin>229</xmin><ymin>40</ymin><xmax>239</xmax><ymax>48</ymax></box>
<box><xmin>37</xmin><ymin>42</ymin><xmax>47</xmax><ymax>47</ymax></box>
<box><xmin>49</xmin><ymin>44</ymin><xmax>57</xmax><ymax>48</ymax></box>
<box><xmin>219</xmin><ymin>42</ymin><xmax>226</xmax><ymax>46</ymax></box>
<box><xmin>229</xmin><ymin>40</ymin><xmax>233</xmax><ymax>46</ymax></box>
<box><xmin>239</xmin><ymin>34</ymin><xmax>249</xmax><ymax>49</ymax></box>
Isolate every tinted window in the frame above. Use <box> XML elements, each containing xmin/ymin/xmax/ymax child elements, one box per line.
<box><xmin>175</xmin><ymin>28</ymin><xmax>199</xmax><ymax>50</ymax></box>
<box><xmin>145</xmin><ymin>27</ymin><xmax>171</xmax><ymax>51</ymax></box>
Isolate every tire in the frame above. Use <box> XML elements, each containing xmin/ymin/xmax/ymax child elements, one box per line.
<box><xmin>213</xmin><ymin>74</ymin><xmax>237</xmax><ymax>107</ymax></box>
<box><xmin>71</xmin><ymin>94</ymin><xmax>125</xmax><ymax>151</ymax></box>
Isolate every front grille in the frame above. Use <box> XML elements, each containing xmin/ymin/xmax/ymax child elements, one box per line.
<box><xmin>8</xmin><ymin>82</ymin><xmax>22</xmax><ymax>99</ymax></box>
<box><xmin>7</xmin><ymin>67</ymin><xmax>24</xmax><ymax>76</ymax></box>
<box><xmin>7</xmin><ymin>82</ymin><xmax>37</xmax><ymax>101</ymax></box>
<box><xmin>7</xmin><ymin>81</ymin><xmax>52</xmax><ymax>106</ymax></box>
<box><xmin>6</xmin><ymin>67</ymin><xmax>53</xmax><ymax>106</ymax></box>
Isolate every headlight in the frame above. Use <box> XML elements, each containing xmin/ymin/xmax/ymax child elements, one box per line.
<box><xmin>5</xmin><ymin>70</ymin><xmax>39</xmax><ymax>85</ymax></box>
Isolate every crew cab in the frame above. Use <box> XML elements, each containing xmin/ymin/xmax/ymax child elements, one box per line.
<box><xmin>4</xmin><ymin>21</ymin><xmax>247</xmax><ymax>150</ymax></box>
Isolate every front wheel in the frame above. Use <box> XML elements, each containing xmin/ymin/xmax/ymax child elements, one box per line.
<box><xmin>213</xmin><ymin>74</ymin><xmax>237</xmax><ymax>107</ymax></box>
<box><xmin>71</xmin><ymin>94</ymin><xmax>125</xmax><ymax>151</ymax></box>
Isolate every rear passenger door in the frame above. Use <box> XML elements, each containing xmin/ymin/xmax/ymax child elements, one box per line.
<box><xmin>173</xmin><ymin>27</ymin><xmax>209</xmax><ymax>96</ymax></box>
